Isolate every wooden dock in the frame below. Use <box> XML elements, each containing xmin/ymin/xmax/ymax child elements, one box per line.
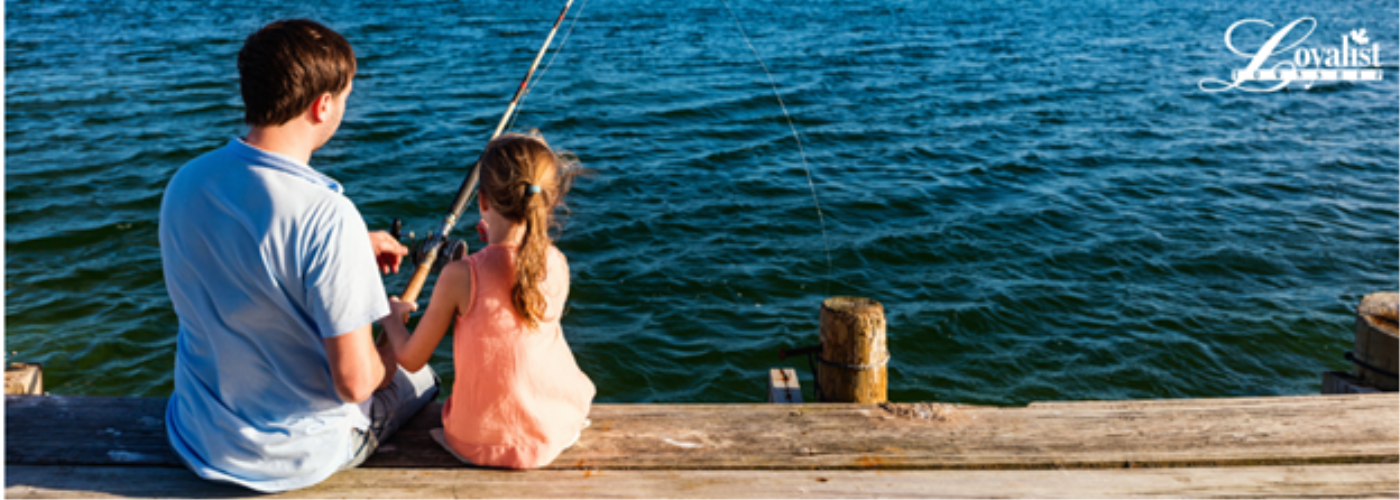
<box><xmin>5</xmin><ymin>393</ymin><xmax>1398</xmax><ymax>498</ymax></box>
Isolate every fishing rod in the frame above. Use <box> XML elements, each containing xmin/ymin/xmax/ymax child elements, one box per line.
<box><xmin>390</xmin><ymin>0</ymin><xmax>575</xmax><ymax>305</ymax></box>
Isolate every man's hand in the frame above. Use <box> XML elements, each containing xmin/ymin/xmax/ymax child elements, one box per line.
<box><xmin>369</xmin><ymin>230</ymin><xmax>409</xmax><ymax>274</ymax></box>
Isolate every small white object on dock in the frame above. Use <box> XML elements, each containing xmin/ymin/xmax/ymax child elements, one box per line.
<box><xmin>767</xmin><ymin>368</ymin><xmax>802</xmax><ymax>404</ymax></box>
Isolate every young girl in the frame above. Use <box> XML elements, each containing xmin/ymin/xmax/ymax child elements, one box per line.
<box><xmin>380</xmin><ymin>133</ymin><xmax>594</xmax><ymax>469</ymax></box>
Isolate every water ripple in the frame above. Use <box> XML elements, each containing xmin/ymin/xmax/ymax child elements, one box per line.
<box><xmin>6</xmin><ymin>0</ymin><xmax>1397</xmax><ymax>404</ymax></box>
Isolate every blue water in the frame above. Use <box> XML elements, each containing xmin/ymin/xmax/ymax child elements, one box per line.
<box><xmin>6</xmin><ymin>0</ymin><xmax>1397</xmax><ymax>405</ymax></box>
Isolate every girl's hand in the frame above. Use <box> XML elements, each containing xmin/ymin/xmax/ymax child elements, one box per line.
<box><xmin>475</xmin><ymin>219</ymin><xmax>490</xmax><ymax>243</ymax></box>
<box><xmin>387</xmin><ymin>296</ymin><xmax>419</xmax><ymax>322</ymax></box>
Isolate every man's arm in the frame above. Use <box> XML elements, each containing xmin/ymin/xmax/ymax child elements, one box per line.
<box><xmin>368</xmin><ymin>229</ymin><xmax>407</xmax><ymax>387</ymax></box>
<box><xmin>323</xmin><ymin>324</ymin><xmax>386</xmax><ymax>403</ymax></box>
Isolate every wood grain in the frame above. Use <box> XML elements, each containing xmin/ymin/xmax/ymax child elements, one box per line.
<box><xmin>817</xmin><ymin>297</ymin><xmax>887</xmax><ymax>403</ymax></box>
<box><xmin>7</xmin><ymin>464</ymin><xmax>1398</xmax><ymax>499</ymax></box>
<box><xmin>7</xmin><ymin>394</ymin><xmax>1397</xmax><ymax>470</ymax></box>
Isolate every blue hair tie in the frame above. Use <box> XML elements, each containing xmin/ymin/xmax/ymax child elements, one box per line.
<box><xmin>527</xmin><ymin>185</ymin><xmax>542</xmax><ymax>194</ymax></box>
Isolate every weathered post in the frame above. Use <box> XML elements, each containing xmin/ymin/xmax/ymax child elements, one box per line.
<box><xmin>5</xmin><ymin>363</ymin><xmax>43</xmax><ymax>395</ymax></box>
<box><xmin>817</xmin><ymin>296</ymin><xmax>888</xmax><ymax>403</ymax></box>
<box><xmin>1352</xmin><ymin>292</ymin><xmax>1397</xmax><ymax>391</ymax></box>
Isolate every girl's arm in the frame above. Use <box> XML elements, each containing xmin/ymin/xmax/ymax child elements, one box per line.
<box><xmin>380</xmin><ymin>260</ymin><xmax>473</xmax><ymax>372</ymax></box>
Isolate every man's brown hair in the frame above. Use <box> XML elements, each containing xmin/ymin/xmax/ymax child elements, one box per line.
<box><xmin>237</xmin><ymin>19</ymin><xmax>356</xmax><ymax>127</ymax></box>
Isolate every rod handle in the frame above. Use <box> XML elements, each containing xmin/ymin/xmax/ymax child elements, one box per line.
<box><xmin>400</xmin><ymin>251</ymin><xmax>438</xmax><ymax>305</ymax></box>
<box><xmin>376</xmin><ymin>242</ymin><xmax>438</xmax><ymax>350</ymax></box>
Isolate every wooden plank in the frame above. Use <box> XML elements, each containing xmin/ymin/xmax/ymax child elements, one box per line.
<box><xmin>6</xmin><ymin>464</ymin><xmax>1398</xmax><ymax>499</ymax></box>
<box><xmin>6</xmin><ymin>396</ymin><xmax>174</xmax><ymax>466</ymax></box>
<box><xmin>768</xmin><ymin>368</ymin><xmax>802</xmax><ymax>404</ymax></box>
<box><xmin>5</xmin><ymin>363</ymin><xmax>42</xmax><ymax>395</ymax></box>
<box><xmin>1324</xmin><ymin>371</ymin><xmax>1382</xmax><ymax>395</ymax></box>
<box><xmin>1024</xmin><ymin>393</ymin><xmax>1392</xmax><ymax>409</ymax></box>
<box><xmin>7</xmin><ymin>394</ymin><xmax>1398</xmax><ymax>470</ymax></box>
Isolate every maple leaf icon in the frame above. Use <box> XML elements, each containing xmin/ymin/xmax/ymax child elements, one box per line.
<box><xmin>1350</xmin><ymin>28</ymin><xmax>1369</xmax><ymax>45</ymax></box>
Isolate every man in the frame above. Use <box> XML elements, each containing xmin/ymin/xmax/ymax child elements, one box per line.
<box><xmin>159</xmin><ymin>19</ymin><xmax>436</xmax><ymax>492</ymax></box>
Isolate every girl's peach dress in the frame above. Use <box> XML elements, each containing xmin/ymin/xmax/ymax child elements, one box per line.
<box><xmin>438</xmin><ymin>243</ymin><xmax>595</xmax><ymax>469</ymax></box>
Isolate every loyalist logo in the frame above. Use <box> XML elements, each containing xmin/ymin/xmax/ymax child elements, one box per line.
<box><xmin>1199</xmin><ymin>18</ymin><xmax>1384</xmax><ymax>93</ymax></box>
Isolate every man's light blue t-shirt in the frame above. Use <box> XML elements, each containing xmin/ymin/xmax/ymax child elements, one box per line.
<box><xmin>159</xmin><ymin>138</ymin><xmax>389</xmax><ymax>492</ymax></box>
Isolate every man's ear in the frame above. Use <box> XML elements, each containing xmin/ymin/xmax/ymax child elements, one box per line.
<box><xmin>309</xmin><ymin>92</ymin><xmax>334</xmax><ymax>124</ymax></box>
<box><xmin>478</xmin><ymin>197</ymin><xmax>490</xmax><ymax>213</ymax></box>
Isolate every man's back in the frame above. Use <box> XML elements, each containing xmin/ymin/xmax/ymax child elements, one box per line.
<box><xmin>160</xmin><ymin>138</ymin><xmax>387</xmax><ymax>492</ymax></box>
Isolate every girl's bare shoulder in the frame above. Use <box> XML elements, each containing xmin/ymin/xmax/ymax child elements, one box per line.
<box><xmin>548</xmin><ymin>245</ymin><xmax>569</xmax><ymax>270</ymax></box>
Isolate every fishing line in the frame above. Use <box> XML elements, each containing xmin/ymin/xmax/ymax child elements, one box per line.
<box><xmin>718</xmin><ymin>0</ymin><xmax>834</xmax><ymax>294</ymax></box>
<box><xmin>507</xmin><ymin>0</ymin><xmax>591</xmax><ymax>133</ymax></box>
<box><xmin>495</xmin><ymin>0</ymin><xmax>834</xmax><ymax>293</ymax></box>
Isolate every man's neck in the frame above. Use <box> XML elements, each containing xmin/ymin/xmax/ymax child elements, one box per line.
<box><xmin>243</xmin><ymin>124</ymin><xmax>319</xmax><ymax>165</ymax></box>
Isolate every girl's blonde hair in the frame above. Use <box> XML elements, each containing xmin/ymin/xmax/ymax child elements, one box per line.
<box><xmin>477</xmin><ymin>132</ymin><xmax>581</xmax><ymax>329</ymax></box>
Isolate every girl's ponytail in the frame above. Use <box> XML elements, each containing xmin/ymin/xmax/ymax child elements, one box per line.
<box><xmin>512</xmin><ymin>182</ymin><xmax>552</xmax><ymax>328</ymax></box>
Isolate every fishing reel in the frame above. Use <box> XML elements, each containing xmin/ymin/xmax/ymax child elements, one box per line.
<box><xmin>390</xmin><ymin>219</ymin><xmax>467</xmax><ymax>272</ymax></box>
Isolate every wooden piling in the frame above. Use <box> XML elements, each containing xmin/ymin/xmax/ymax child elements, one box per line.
<box><xmin>1353</xmin><ymin>292</ymin><xmax>1398</xmax><ymax>391</ymax></box>
<box><xmin>5</xmin><ymin>363</ymin><xmax>42</xmax><ymax>395</ymax></box>
<box><xmin>817</xmin><ymin>296</ymin><xmax>888</xmax><ymax>403</ymax></box>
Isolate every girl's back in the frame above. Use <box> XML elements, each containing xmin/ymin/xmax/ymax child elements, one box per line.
<box><xmin>379</xmin><ymin>132</ymin><xmax>593</xmax><ymax>469</ymax></box>
<box><xmin>441</xmin><ymin>243</ymin><xmax>594</xmax><ymax>469</ymax></box>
